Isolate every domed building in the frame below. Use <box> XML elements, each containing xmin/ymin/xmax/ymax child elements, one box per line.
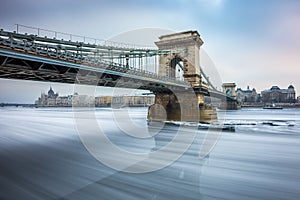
<box><xmin>35</xmin><ymin>86</ymin><xmax>59</xmax><ymax>106</ymax></box>
<box><xmin>47</xmin><ymin>86</ymin><xmax>59</xmax><ymax>99</ymax></box>
<box><xmin>261</xmin><ymin>85</ymin><xmax>296</xmax><ymax>103</ymax></box>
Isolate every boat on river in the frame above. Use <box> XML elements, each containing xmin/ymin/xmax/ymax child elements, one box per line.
<box><xmin>263</xmin><ymin>104</ymin><xmax>283</xmax><ymax>109</ymax></box>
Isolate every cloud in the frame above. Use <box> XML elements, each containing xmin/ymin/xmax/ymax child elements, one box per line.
<box><xmin>272</xmin><ymin>13</ymin><xmax>300</xmax><ymax>49</ymax></box>
<box><xmin>177</xmin><ymin>0</ymin><xmax>225</xmax><ymax>6</ymax></box>
<box><xmin>211</xmin><ymin>0</ymin><xmax>225</xmax><ymax>7</ymax></box>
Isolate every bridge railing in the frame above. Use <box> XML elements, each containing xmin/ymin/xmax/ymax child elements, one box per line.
<box><xmin>14</xmin><ymin>24</ymin><xmax>156</xmax><ymax>50</ymax></box>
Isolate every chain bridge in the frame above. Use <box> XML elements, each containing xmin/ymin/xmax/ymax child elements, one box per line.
<box><xmin>0</xmin><ymin>25</ymin><xmax>238</xmax><ymax>123</ymax></box>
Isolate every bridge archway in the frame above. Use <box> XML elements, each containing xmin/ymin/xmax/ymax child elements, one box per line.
<box><xmin>169</xmin><ymin>55</ymin><xmax>184</xmax><ymax>81</ymax></box>
<box><xmin>225</xmin><ymin>89</ymin><xmax>232</xmax><ymax>97</ymax></box>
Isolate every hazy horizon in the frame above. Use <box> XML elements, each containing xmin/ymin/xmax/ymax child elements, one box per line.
<box><xmin>0</xmin><ymin>78</ymin><xmax>297</xmax><ymax>104</ymax></box>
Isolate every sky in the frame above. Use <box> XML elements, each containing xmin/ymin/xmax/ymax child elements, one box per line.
<box><xmin>0</xmin><ymin>0</ymin><xmax>300</xmax><ymax>103</ymax></box>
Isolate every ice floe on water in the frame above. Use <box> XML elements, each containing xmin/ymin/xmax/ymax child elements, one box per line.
<box><xmin>222</xmin><ymin>120</ymin><xmax>295</xmax><ymax>127</ymax></box>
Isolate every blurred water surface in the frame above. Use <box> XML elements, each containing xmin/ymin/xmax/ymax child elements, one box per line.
<box><xmin>0</xmin><ymin>107</ymin><xmax>299</xmax><ymax>200</ymax></box>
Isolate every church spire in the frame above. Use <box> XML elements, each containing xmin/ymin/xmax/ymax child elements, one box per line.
<box><xmin>48</xmin><ymin>85</ymin><xmax>55</xmax><ymax>97</ymax></box>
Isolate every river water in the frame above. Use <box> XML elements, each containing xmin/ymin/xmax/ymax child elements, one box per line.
<box><xmin>0</xmin><ymin>107</ymin><xmax>299</xmax><ymax>200</ymax></box>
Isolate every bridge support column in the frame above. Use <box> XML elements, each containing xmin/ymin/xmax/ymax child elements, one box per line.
<box><xmin>148</xmin><ymin>92</ymin><xmax>217</xmax><ymax>123</ymax></box>
<box><xmin>219</xmin><ymin>101</ymin><xmax>239</xmax><ymax>110</ymax></box>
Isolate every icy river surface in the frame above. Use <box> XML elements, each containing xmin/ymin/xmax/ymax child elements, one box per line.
<box><xmin>0</xmin><ymin>107</ymin><xmax>299</xmax><ymax>200</ymax></box>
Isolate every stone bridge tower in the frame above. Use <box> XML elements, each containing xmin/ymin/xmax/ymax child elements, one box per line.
<box><xmin>148</xmin><ymin>31</ymin><xmax>217</xmax><ymax>123</ymax></box>
<box><xmin>221</xmin><ymin>83</ymin><xmax>239</xmax><ymax>110</ymax></box>
<box><xmin>222</xmin><ymin>83</ymin><xmax>236</xmax><ymax>99</ymax></box>
<box><xmin>155</xmin><ymin>31</ymin><xmax>203</xmax><ymax>88</ymax></box>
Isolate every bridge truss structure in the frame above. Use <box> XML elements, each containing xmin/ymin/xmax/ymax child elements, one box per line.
<box><xmin>0</xmin><ymin>25</ymin><xmax>230</xmax><ymax>100</ymax></box>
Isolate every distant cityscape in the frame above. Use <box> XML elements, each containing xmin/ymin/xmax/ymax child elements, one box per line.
<box><xmin>35</xmin><ymin>86</ymin><xmax>155</xmax><ymax>108</ymax></box>
<box><xmin>235</xmin><ymin>85</ymin><xmax>300</xmax><ymax>107</ymax></box>
<box><xmin>1</xmin><ymin>85</ymin><xmax>299</xmax><ymax>108</ymax></box>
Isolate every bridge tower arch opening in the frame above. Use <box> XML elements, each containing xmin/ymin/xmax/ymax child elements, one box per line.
<box><xmin>169</xmin><ymin>55</ymin><xmax>184</xmax><ymax>81</ymax></box>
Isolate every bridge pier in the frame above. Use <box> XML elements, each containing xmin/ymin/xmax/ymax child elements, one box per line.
<box><xmin>148</xmin><ymin>30</ymin><xmax>220</xmax><ymax>124</ymax></box>
<box><xmin>219</xmin><ymin>101</ymin><xmax>239</xmax><ymax>110</ymax></box>
<box><xmin>147</xmin><ymin>92</ymin><xmax>218</xmax><ymax>123</ymax></box>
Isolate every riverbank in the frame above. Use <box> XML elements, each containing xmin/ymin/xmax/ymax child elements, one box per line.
<box><xmin>0</xmin><ymin>103</ymin><xmax>35</xmax><ymax>107</ymax></box>
<box><xmin>241</xmin><ymin>103</ymin><xmax>300</xmax><ymax>108</ymax></box>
